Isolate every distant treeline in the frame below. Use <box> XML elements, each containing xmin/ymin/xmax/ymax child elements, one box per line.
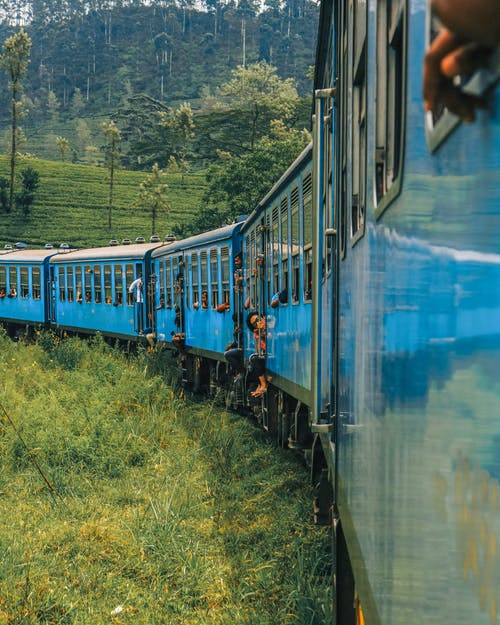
<box><xmin>0</xmin><ymin>0</ymin><xmax>319</xmax><ymax>123</ymax></box>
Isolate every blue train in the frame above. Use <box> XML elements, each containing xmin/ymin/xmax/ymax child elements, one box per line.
<box><xmin>1</xmin><ymin>1</ymin><xmax>500</xmax><ymax>624</ymax></box>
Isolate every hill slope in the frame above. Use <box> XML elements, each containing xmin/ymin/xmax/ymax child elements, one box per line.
<box><xmin>0</xmin><ymin>157</ymin><xmax>208</xmax><ymax>248</ymax></box>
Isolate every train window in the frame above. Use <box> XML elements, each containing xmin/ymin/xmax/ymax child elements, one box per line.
<box><xmin>126</xmin><ymin>264</ymin><xmax>134</xmax><ymax>305</ymax></box>
<box><xmin>67</xmin><ymin>266</ymin><xmax>74</xmax><ymax>302</ymax></box>
<box><xmin>84</xmin><ymin>265</ymin><xmax>92</xmax><ymax>303</ymax></box>
<box><xmin>165</xmin><ymin>260</ymin><xmax>172</xmax><ymax>308</ymax></box>
<box><xmin>104</xmin><ymin>265</ymin><xmax>112</xmax><ymax>304</ymax></box>
<box><xmin>191</xmin><ymin>253</ymin><xmax>199</xmax><ymax>308</ymax></box>
<box><xmin>20</xmin><ymin>267</ymin><xmax>29</xmax><ymax>298</ymax></box>
<box><xmin>94</xmin><ymin>265</ymin><xmax>102</xmax><ymax>303</ymax></box>
<box><xmin>0</xmin><ymin>266</ymin><xmax>5</xmax><ymax>294</ymax></box>
<box><xmin>265</xmin><ymin>215</ymin><xmax>271</xmax><ymax>305</ymax></box>
<box><xmin>271</xmin><ymin>207</ymin><xmax>279</xmax><ymax>296</ymax></box>
<box><xmin>280</xmin><ymin>197</ymin><xmax>289</xmax><ymax>301</ymax></box>
<box><xmin>200</xmin><ymin>251</ymin><xmax>208</xmax><ymax>310</ymax></box>
<box><xmin>351</xmin><ymin>0</ymin><xmax>367</xmax><ymax>242</ymax></box>
<box><xmin>32</xmin><ymin>267</ymin><xmax>41</xmax><ymax>300</ymax></box>
<box><xmin>374</xmin><ymin>0</ymin><xmax>407</xmax><ymax>217</ymax></box>
<box><xmin>210</xmin><ymin>248</ymin><xmax>219</xmax><ymax>309</ymax></box>
<box><xmin>184</xmin><ymin>256</ymin><xmax>190</xmax><ymax>310</ymax></box>
<box><xmin>245</xmin><ymin>235</ymin><xmax>252</xmax><ymax>309</ymax></box>
<box><xmin>221</xmin><ymin>247</ymin><xmax>230</xmax><ymax>308</ymax></box>
<box><xmin>59</xmin><ymin>267</ymin><xmax>66</xmax><ymax>302</ymax></box>
<box><xmin>8</xmin><ymin>266</ymin><xmax>17</xmax><ymax>297</ymax></box>
<box><xmin>114</xmin><ymin>265</ymin><xmax>123</xmax><ymax>306</ymax></box>
<box><xmin>75</xmin><ymin>266</ymin><xmax>83</xmax><ymax>303</ymax></box>
<box><xmin>303</xmin><ymin>174</ymin><xmax>313</xmax><ymax>301</ymax></box>
<box><xmin>159</xmin><ymin>262</ymin><xmax>165</xmax><ymax>306</ymax></box>
<box><xmin>291</xmin><ymin>186</ymin><xmax>300</xmax><ymax>303</ymax></box>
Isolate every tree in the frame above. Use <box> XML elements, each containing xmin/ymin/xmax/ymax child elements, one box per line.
<box><xmin>56</xmin><ymin>136</ymin><xmax>69</xmax><ymax>161</ymax></box>
<box><xmin>15</xmin><ymin>167</ymin><xmax>40</xmax><ymax>218</ymax></box>
<box><xmin>190</xmin><ymin>121</ymin><xmax>310</xmax><ymax>234</ymax></box>
<box><xmin>101</xmin><ymin>120</ymin><xmax>121</xmax><ymax>231</ymax></box>
<box><xmin>0</xmin><ymin>29</ymin><xmax>32</xmax><ymax>213</ymax></box>
<box><xmin>136</xmin><ymin>163</ymin><xmax>171</xmax><ymax>236</ymax></box>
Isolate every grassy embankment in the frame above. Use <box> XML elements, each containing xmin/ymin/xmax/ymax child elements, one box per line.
<box><xmin>0</xmin><ymin>156</ymin><xmax>207</xmax><ymax>249</ymax></box>
<box><xmin>0</xmin><ymin>331</ymin><xmax>332</xmax><ymax>624</ymax></box>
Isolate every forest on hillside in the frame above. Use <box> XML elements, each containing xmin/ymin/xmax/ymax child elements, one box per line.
<box><xmin>0</xmin><ymin>0</ymin><xmax>319</xmax><ymax>119</ymax></box>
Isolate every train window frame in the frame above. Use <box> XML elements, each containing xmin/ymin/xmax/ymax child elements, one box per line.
<box><xmin>191</xmin><ymin>252</ymin><xmax>199</xmax><ymax>309</ymax></box>
<box><xmin>200</xmin><ymin>251</ymin><xmax>208</xmax><ymax>310</ymax></box>
<box><xmin>165</xmin><ymin>260</ymin><xmax>173</xmax><ymax>309</ymax></box>
<box><xmin>221</xmin><ymin>246</ymin><xmax>230</xmax><ymax>308</ymax></box>
<box><xmin>84</xmin><ymin>265</ymin><xmax>92</xmax><ymax>303</ymax></box>
<box><xmin>0</xmin><ymin>266</ymin><xmax>5</xmax><ymax>294</ymax></box>
<box><xmin>114</xmin><ymin>264</ymin><xmax>123</xmax><ymax>306</ymax></box>
<box><xmin>75</xmin><ymin>266</ymin><xmax>83</xmax><ymax>303</ymax></box>
<box><xmin>291</xmin><ymin>185</ymin><xmax>300</xmax><ymax>304</ymax></box>
<box><xmin>210</xmin><ymin>248</ymin><xmax>219</xmax><ymax>309</ymax></box>
<box><xmin>94</xmin><ymin>265</ymin><xmax>102</xmax><ymax>303</ymax></box>
<box><xmin>280</xmin><ymin>196</ymin><xmax>289</xmax><ymax>305</ymax></box>
<box><xmin>32</xmin><ymin>266</ymin><xmax>41</xmax><ymax>300</ymax></box>
<box><xmin>59</xmin><ymin>266</ymin><xmax>66</xmax><ymax>302</ymax></box>
<box><xmin>374</xmin><ymin>0</ymin><xmax>407</xmax><ymax>219</ymax></box>
<box><xmin>184</xmin><ymin>255</ymin><xmax>191</xmax><ymax>310</ymax></box>
<box><xmin>351</xmin><ymin>0</ymin><xmax>367</xmax><ymax>245</ymax></box>
<box><xmin>272</xmin><ymin>206</ymin><xmax>280</xmax><ymax>297</ymax></box>
<box><xmin>302</xmin><ymin>173</ymin><xmax>313</xmax><ymax>302</ymax></box>
<box><xmin>8</xmin><ymin>266</ymin><xmax>18</xmax><ymax>297</ymax></box>
<box><xmin>126</xmin><ymin>264</ymin><xmax>134</xmax><ymax>305</ymax></box>
<box><xmin>103</xmin><ymin>265</ymin><xmax>112</xmax><ymax>304</ymax></box>
<box><xmin>67</xmin><ymin>266</ymin><xmax>74</xmax><ymax>302</ymax></box>
<box><xmin>20</xmin><ymin>266</ymin><xmax>29</xmax><ymax>298</ymax></box>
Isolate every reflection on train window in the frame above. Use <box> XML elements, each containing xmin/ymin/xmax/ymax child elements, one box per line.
<box><xmin>126</xmin><ymin>264</ymin><xmax>134</xmax><ymax>305</ymax></box>
<box><xmin>114</xmin><ymin>265</ymin><xmax>123</xmax><ymax>305</ymax></box>
<box><xmin>75</xmin><ymin>266</ymin><xmax>82</xmax><ymax>303</ymax></box>
<box><xmin>191</xmin><ymin>253</ymin><xmax>199</xmax><ymax>308</ymax></box>
<box><xmin>59</xmin><ymin>267</ymin><xmax>66</xmax><ymax>302</ymax></box>
<box><xmin>67</xmin><ymin>266</ymin><xmax>74</xmax><ymax>302</ymax></box>
<box><xmin>0</xmin><ymin>266</ymin><xmax>5</xmax><ymax>294</ymax></box>
<box><xmin>84</xmin><ymin>265</ymin><xmax>92</xmax><ymax>303</ymax></box>
<box><xmin>221</xmin><ymin>247</ymin><xmax>230</xmax><ymax>307</ymax></box>
<box><xmin>32</xmin><ymin>267</ymin><xmax>41</xmax><ymax>300</ymax></box>
<box><xmin>20</xmin><ymin>267</ymin><xmax>29</xmax><ymax>298</ymax></box>
<box><xmin>281</xmin><ymin>197</ymin><xmax>289</xmax><ymax>302</ymax></box>
<box><xmin>210</xmin><ymin>248</ymin><xmax>218</xmax><ymax>309</ymax></box>
<box><xmin>104</xmin><ymin>265</ymin><xmax>112</xmax><ymax>304</ymax></box>
<box><xmin>94</xmin><ymin>265</ymin><xmax>102</xmax><ymax>303</ymax></box>
<box><xmin>374</xmin><ymin>0</ymin><xmax>407</xmax><ymax>216</ymax></box>
<box><xmin>303</xmin><ymin>173</ymin><xmax>313</xmax><ymax>301</ymax></box>
<box><xmin>351</xmin><ymin>0</ymin><xmax>367</xmax><ymax>241</ymax></box>
<box><xmin>200</xmin><ymin>251</ymin><xmax>208</xmax><ymax>310</ymax></box>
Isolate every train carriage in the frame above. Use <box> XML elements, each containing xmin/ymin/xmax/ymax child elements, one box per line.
<box><xmin>151</xmin><ymin>222</ymin><xmax>244</xmax><ymax>391</ymax></box>
<box><xmin>48</xmin><ymin>241</ymin><xmax>164</xmax><ymax>340</ymax></box>
<box><xmin>311</xmin><ymin>1</ymin><xmax>500</xmax><ymax>624</ymax></box>
<box><xmin>0</xmin><ymin>248</ymin><xmax>57</xmax><ymax>330</ymax></box>
<box><xmin>240</xmin><ymin>145</ymin><xmax>316</xmax><ymax>445</ymax></box>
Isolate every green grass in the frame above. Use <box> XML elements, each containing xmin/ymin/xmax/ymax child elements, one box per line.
<box><xmin>0</xmin><ymin>331</ymin><xmax>332</xmax><ymax>624</ymax></box>
<box><xmin>0</xmin><ymin>156</ymin><xmax>208</xmax><ymax>248</ymax></box>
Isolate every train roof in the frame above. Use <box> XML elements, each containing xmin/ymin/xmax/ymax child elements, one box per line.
<box><xmin>242</xmin><ymin>142</ymin><xmax>312</xmax><ymax>230</ymax></box>
<box><xmin>0</xmin><ymin>248</ymin><xmax>59</xmax><ymax>263</ymax></box>
<box><xmin>50</xmin><ymin>241</ymin><xmax>165</xmax><ymax>263</ymax></box>
<box><xmin>151</xmin><ymin>221</ymin><xmax>244</xmax><ymax>258</ymax></box>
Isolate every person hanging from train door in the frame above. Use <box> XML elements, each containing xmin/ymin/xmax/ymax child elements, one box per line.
<box><xmin>423</xmin><ymin>0</ymin><xmax>500</xmax><ymax>121</ymax></box>
<box><xmin>246</xmin><ymin>310</ymin><xmax>268</xmax><ymax>397</ymax></box>
<box><xmin>128</xmin><ymin>270</ymin><xmax>144</xmax><ymax>333</ymax></box>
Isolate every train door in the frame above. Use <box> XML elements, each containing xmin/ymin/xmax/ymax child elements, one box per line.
<box><xmin>173</xmin><ymin>255</ymin><xmax>185</xmax><ymax>337</ymax></box>
<box><xmin>146</xmin><ymin>261</ymin><xmax>157</xmax><ymax>337</ymax></box>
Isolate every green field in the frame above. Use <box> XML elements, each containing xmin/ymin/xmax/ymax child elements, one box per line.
<box><xmin>0</xmin><ymin>156</ymin><xmax>208</xmax><ymax>249</ymax></box>
<box><xmin>0</xmin><ymin>332</ymin><xmax>332</xmax><ymax>624</ymax></box>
